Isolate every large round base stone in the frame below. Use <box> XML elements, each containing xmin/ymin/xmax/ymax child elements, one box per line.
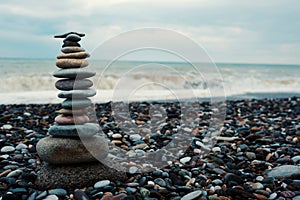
<box><xmin>36</xmin><ymin>135</ymin><xmax>108</xmax><ymax>164</ymax></box>
<box><xmin>35</xmin><ymin>162</ymin><xmax>127</xmax><ymax>190</ymax></box>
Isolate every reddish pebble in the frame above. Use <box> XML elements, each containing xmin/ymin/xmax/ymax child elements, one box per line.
<box><xmin>55</xmin><ymin>114</ymin><xmax>89</xmax><ymax>124</ymax></box>
<box><xmin>280</xmin><ymin>191</ymin><xmax>295</xmax><ymax>198</ymax></box>
<box><xmin>253</xmin><ymin>193</ymin><xmax>268</xmax><ymax>200</ymax></box>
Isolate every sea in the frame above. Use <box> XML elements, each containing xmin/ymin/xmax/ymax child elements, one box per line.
<box><xmin>0</xmin><ymin>58</ymin><xmax>299</xmax><ymax>104</ymax></box>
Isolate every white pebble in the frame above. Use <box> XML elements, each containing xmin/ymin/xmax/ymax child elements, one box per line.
<box><xmin>2</xmin><ymin>124</ymin><xmax>12</xmax><ymax>130</ymax></box>
<box><xmin>281</xmin><ymin>182</ymin><xmax>287</xmax><ymax>188</ymax></box>
<box><xmin>129</xmin><ymin>134</ymin><xmax>142</xmax><ymax>141</ymax></box>
<box><xmin>182</xmin><ymin>190</ymin><xmax>202</xmax><ymax>200</ymax></box>
<box><xmin>147</xmin><ymin>181</ymin><xmax>155</xmax><ymax>186</ymax></box>
<box><xmin>183</xmin><ymin>127</ymin><xmax>192</xmax><ymax>132</ymax></box>
<box><xmin>1</xmin><ymin>154</ymin><xmax>9</xmax><ymax>159</ymax></box>
<box><xmin>180</xmin><ymin>157</ymin><xmax>191</xmax><ymax>164</ymax></box>
<box><xmin>269</xmin><ymin>192</ymin><xmax>277</xmax><ymax>200</ymax></box>
<box><xmin>129</xmin><ymin>166</ymin><xmax>138</xmax><ymax>174</ymax></box>
<box><xmin>94</xmin><ymin>180</ymin><xmax>110</xmax><ymax>189</ymax></box>
<box><xmin>256</xmin><ymin>176</ymin><xmax>264</xmax><ymax>181</ymax></box>
<box><xmin>43</xmin><ymin>195</ymin><xmax>59</xmax><ymax>200</ymax></box>
<box><xmin>1</xmin><ymin>146</ymin><xmax>15</xmax><ymax>153</ymax></box>
<box><xmin>214</xmin><ymin>185</ymin><xmax>222</xmax><ymax>190</ymax></box>
<box><xmin>24</xmin><ymin>112</ymin><xmax>31</xmax><ymax>116</ymax></box>
<box><xmin>212</xmin><ymin>147</ymin><xmax>221</xmax><ymax>152</ymax></box>
<box><xmin>112</xmin><ymin>133</ymin><xmax>122</xmax><ymax>139</ymax></box>
<box><xmin>7</xmin><ymin>169</ymin><xmax>23</xmax><ymax>178</ymax></box>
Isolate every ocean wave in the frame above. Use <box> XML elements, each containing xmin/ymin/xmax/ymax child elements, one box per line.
<box><xmin>0</xmin><ymin>73</ymin><xmax>213</xmax><ymax>92</ymax></box>
<box><xmin>0</xmin><ymin>73</ymin><xmax>299</xmax><ymax>98</ymax></box>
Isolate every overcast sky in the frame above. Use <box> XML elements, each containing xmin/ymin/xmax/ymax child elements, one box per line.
<box><xmin>0</xmin><ymin>0</ymin><xmax>299</xmax><ymax>64</ymax></box>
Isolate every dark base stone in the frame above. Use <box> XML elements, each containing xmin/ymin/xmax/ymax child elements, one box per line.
<box><xmin>35</xmin><ymin>162</ymin><xmax>127</xmax><ymax>190</ymax></box>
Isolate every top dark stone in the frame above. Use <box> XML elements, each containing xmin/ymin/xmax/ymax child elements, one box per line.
<box><xmin>54</xmin><ymin>32</ymin><xmax>85</xmax><ymax>38</ymax></box>
<box><xmin>64</xmin><ymin>34</ymin><xmax>81</xmax><ymax>42</ymax></box>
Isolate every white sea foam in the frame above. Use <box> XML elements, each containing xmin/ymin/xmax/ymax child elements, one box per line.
<box><xmin>0</xmin><ymin>90</ymin><xmax>210</xmax><ymax>104</ymax></box>
<box><xmin>0</xmin><ymin>59</ymin><xmax>299</xmax><ymax>104</ymax></box>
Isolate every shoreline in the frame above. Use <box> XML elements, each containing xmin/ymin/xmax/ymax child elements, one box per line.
<box><xmin>0</xmin><ymin>91</ymin><xmax>299</xmax><ymax>105</ymax></box>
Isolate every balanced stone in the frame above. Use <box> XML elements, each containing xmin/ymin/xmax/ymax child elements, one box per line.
<box><xmin>65</xmin><ymin>34</ymin><xmax>81</xmax><ymax>42</ymax></box>
<box><xmin>62</xmin><ymin>40</ymin><xmax>80</xmax><ymax>48</ymax></box>
<box><xmin>55</xmin><ymin>79</ymin><xmax>93</xmax><ymax>91</ymax></box>
<box><xmin>61</xmin><ymin>47</ymin><xmax>85</xmax><ymax>54</ymax></box>
<box><xmin>57</xmin><ymin>52</ymin><xmax>90</xmax><ymax>59</ymax></box>
<box><xmin>36</xmin><ymin>162</ymin><xmax>126</xmax><ymax>190</ymax></box>
<box><xmin>61</xmin><ymin>98</ymin><xmax>92</xmax><ymax>109</ymax></box>
<box><xmin>48</xmin><ymin>123</ymin><xmax>99</xmax><ymax>137</ymax></box>
<box><xmin>35</xmin><ymin>32</ymin><xmax>122</xmax><ymax>190</ymax></box>
<box><xmin>58</xmin><ymin>89</ymin><xmax>96</xmax><ymax>99</ymax></box>
<box><xmin>36</xmin><ymin>135</ymin><xmax>108</xmax><ymax>164</ymax></box>
<box><xmin>56</xmin><ymin>59</ymin><xmax>89</xmax><ymax>69</ymax></box>
<box><xmin>56</xmin><ymin>108</ymin><xmax>87</xmax><ymax>115</ymax></box>
<box><xmin>55</xmin><ymin>114</ymin><xmax>89</xmax><ymax>125</ymax></box>
<box><xmin>53</xmin><ymin>68</ymin><xmax>95</xmax><ymax>79</ymax></box>
<box><xmin>54</xmin><ymin>32</ymin><xmax>85</xmax><ymax>38</ymax></box>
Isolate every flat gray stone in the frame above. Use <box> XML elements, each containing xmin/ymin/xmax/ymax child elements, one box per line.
<box><xmin>56</xmin><ymin>59</ymin><xmax>88</xmax><ymax>69</ymax></box>
<box><xmin>61</xmin><ymin>98</ymin><xmax>92</xmax><ymax>109</ymax></box>
<box><xmin>61</xmin><ymin>47</ymin><xmax>85</xmax><ymax>54</ymax></box>
<box><xmin>265</xmin><ymin>165</ymin><xmax>300</xmax><ymax>178</ymax></box>
<box><xmin>53</xmin><ymin>68</ymin><xmax>95</xmax><ymax>79</ymax></box>
<box><xmin>1</xmin><ymin>146</ymin><xmax>15</xmax><ymax>153</ymax></box>
<box><xmin>292</xmin><ymin>155</ymin><xmax>300</xmax><ymax>163</ymax></box>
<box><xmin>55</xmin><ymin>79</ymin><xmax>93</xmax><ymax>91</ymax></box>
<box><xmin>35</xmin><ymin>162</ymin><xmax>127</xmax><ymax>190</ymax></box>
<box><xmin>48</xmin><ymin>188</ymin><xmax>67</xmax><ymax>197</ymax></box>
<box><xmin>43</xmin><ymin>195</ymin><xmax>58</xmax><ymax>200</ymax></box>
<box><xmin>36</xmin><ymin>135</ymin><xmax>108</xmax><ymax>164</ymax></box>
<box><xmin>293</xmin><ymin>195</ymin><xmax>300</xmax><ymax>200</ymax></box>
<box><xmin>36</xmin><ymin>191</ymin><xmax>47</xmax><ymax>199</ymax></box>
<box><xmin>94</xmin><ymin>180</ymin><xmax>110</xmax><ymax>189</ymax></box>
<box><xmin>48</xmin><ymin>123</ymin><xmax>99</xmax><ymax>137</ymax></box>
<box><xmin>181</xmin><ymin>190</ymin><xmax>202</xmax><ymax>200</ymax></box>
<box><xmin>58</xmin><ymin>89</ymin><xmax>96</xmax><ymax>99</ymax></box>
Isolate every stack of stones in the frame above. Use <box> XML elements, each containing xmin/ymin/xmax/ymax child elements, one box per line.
<box><xmin>37</xmin><ymin>32</ymin><xmax>108</xmax><ymax>164</ymax></box>
<box><xmin>35</xmin><ymin>33</ymin><xmax>126</xmax><ymax>189</ymax></box>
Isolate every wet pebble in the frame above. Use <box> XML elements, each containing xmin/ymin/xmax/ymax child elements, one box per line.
<box><xmin>181</xmin><ymin>190</ymin><xmax>202</xmax><ymax>200</ymax></box>
<box><xmin>154</xmin><ymin>178</ymin><xmax>167</xmax><ymax>187</ymax></box>
<box><xmin>43</xmin><ymin>194</ymin><xmax>59</xmax><ymax>200</ymax></box>
<box><xmin>0</xmin><ymin>98</ymin><xmax>299</xmax><ymax>199</ymax></box>
<box><xmin>1</xmin><ymin>146</ymin><xmax>15</xmax><ymax>153</ymax></box>
<box><xmin>94</xmin><ymin>180</ymin><xmax>110</xmax><ymax>189</ymax></box>
<box><xmin>280</xmin><ymin>190</ymin><xmax>295</xmax><ymax>198</ymax></box>
<box><xmin>180</xmin><ymin>157</ymin><xmax>191</xmax><ymax>164</ymax></box>
<box><xmin>48</xmin><ymin>188</ymin><xmax>67</xmax><ymax>197</ymax></box>
<box><xmin>74</xmin><ymin>189</ymin><xmax>89</xmax><ymax>200</ymax></box>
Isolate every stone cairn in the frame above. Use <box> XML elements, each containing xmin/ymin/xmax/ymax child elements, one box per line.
<box><xmin>35</xmin><ymin>32</ymin><xmax>126</xmax><ymax>189</ymax></box>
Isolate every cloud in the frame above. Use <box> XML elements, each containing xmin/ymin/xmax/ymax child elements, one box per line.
<box><xmin>0</xmin><ymin>0</ymin><xmax>299</xmax><ymax>64</ymax></box>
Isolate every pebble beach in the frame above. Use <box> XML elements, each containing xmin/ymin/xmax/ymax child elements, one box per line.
<box><xmin>0</xmin><ymin>97</ymin><xmax>299</xmax><ymax>200</ymax></box>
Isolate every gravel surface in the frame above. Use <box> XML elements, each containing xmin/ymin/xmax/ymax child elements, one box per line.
<box><xmin>0</xmin><ymin>97</ymin><xmax>299</xmax><ymax>200</ymax></box>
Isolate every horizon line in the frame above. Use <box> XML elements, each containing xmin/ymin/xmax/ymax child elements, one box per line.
<box><xmin>0</xmin><ymin>56</ymin><xmax>299</xmax><ymax>66</ymax></box>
